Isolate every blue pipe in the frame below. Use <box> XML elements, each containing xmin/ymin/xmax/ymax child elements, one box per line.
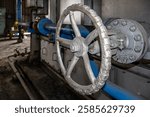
<box><xmin>103</xmin><ymin>81</ymin><xmax>144</xmax><ymax>100</ymax></box>
<box><xmin>90</xmin><ymin>60</ymin><xmax>144</xmax><ymax>100</ymax></box>
<box><xmin>16</xmin><ymin>0</ymin><xmax>22</xmax><ymax>22</ymax></box>
<box><xmin>37</xmin><ymin>18</ymin><xmax>90</xmax><ymax>38</ymax></box>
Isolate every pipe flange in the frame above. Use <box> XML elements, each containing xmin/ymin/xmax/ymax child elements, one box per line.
<box><xmin>106</xmin><ymin>19</ymin><xmax>148</xmax><ymax>64</ymax></box>
<box><xmin>37</xmin><ymin>18</ymin><xmax>53</xmax><ymax>36</ymax></box>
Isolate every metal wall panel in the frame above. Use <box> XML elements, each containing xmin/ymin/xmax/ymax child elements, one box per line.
<box><xmin>40</xmin><ymin>39</ymin><xmax>60</xmax><ymax>72</ymax></box>
<box><xmin>0</xmin><ymin>0</ymin><xmax>16</xmax><ymax>34</ymax></box>
<box><xmin>102</xmin><ymin>0</ymin><xmax>150</xmax><ymax>23</ymax></box>
<box><xmin>0</xmin><ymin>8</ymin><xmax>6</xmax><ymax>35</ymax></box>
<box><xmin>110</xmin><ymin>66</ymin><xmax>150</xmax><ymax>99</ymax></box>
<box><xmin>26</xmin><ymin>0</ymin><xmax>44</xmax><ymax>8</ymax></box>
<box><xmin>60</xmin><ymin>0</ymin><xmax>83</xmax><ymax>24</ymax></box>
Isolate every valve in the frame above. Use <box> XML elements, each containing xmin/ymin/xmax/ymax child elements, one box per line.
<box><xmin>56</xmin><ymin>4</ymin><xmax>111</xmax><ymax>95</ymax></box>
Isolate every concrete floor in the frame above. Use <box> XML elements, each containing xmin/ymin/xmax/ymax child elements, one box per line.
<box><xmin>0</xmin><ymin>37</ymin><xmax>30</xmax><ymax>59</ymax></box>
<box><xmin>0</xmin><ymin>37</ymin><xmax>84</xmax><ymax>100</ymax></box>
<box><xmin>0</xmin><ymin>37</ymin><xmax>30</xmax><ymax>99</ymax></box>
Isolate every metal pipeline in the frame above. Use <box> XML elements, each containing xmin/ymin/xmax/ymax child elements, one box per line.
<box><xmin>37</xmin><ymin>18</ymin><xmax>91</xmax><ymax>38</ymax></box>
<box><xmin>45</xmin><ymin>24</ymin><xmax>90</xmax><ymax>38</ymax></box>
<box><xmin>16</xmin><ymin>0</ymin><xmax>22</xmax><ymax>22</ymax></box>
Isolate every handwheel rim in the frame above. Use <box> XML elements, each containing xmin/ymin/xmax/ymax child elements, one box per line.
<box><xmin>56</xmin><ymin>4</ymin><xmax>111</xmax><ymax>95</ymax></box>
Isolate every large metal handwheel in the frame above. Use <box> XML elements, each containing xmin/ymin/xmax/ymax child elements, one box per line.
<box><xmin>56</xmin><ymin>4</ymin><xmax>111</xmax><ymax>95</ymax></box>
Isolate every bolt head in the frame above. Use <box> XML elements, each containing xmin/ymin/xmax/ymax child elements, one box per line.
<box><xmin>134</xmin><ymin>35</ymin><xmax>141</xmax><ymax>41</ymax></box>
<box><xmin>113</xmin><ymin>20</ymin><xmax>119</xmax><ymax>26</ymax></box>
<box><xmin>130</xmin><ymin>25</ymin><xmax>136</xmax><ymax>32</ymax></box>
<box><xmin>122</xmin><ymin>21</ymin><xmax>127</xmax><ymax>26</ymax></box>
<box><xmin>129</xmin><ymin>55</ymin><xmax>136</xmax><ymax>61</ymax></box>
<box><xmin>134</xmin><ymin>46</ymin><xmax>141</xmax><ymax>53</ymax></box>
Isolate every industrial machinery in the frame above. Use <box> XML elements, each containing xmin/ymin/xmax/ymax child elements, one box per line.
<box><xmin>10</xmin><ymin>0</ymin><xmax>150</xmax><ymax>100</ymax></box>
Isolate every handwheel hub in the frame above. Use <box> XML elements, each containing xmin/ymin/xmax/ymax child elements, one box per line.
<box><xmin>70</xmin><ymin>37</ymin><xmax>88</xmax><ymax>57</ymax></box>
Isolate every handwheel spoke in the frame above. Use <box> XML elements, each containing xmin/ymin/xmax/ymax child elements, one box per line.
<box><xmin>67</xmin><ymin>55</ymin><xmax>79</xmax><ymax>76</ymax></box>
<box><xmin>69</xmin><ymin>11</ymin><xmax>81</xmax><ymax>37</ymax></box>
<box><xmin>84</xmin><ymin>29</ymin><xmax>98</xmax><ymax>45</ymax></box>
<box><xmin>57</xmin><ymin>37</ymin><xmax>72</xmax><ymax>48</ymax></box>
<box><xmin>82</xmin><ymin>53</ymin><xmax>96</xmax><ymax>84</ymax></box>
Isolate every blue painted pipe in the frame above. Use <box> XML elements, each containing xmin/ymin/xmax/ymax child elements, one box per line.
<box><xmin>38</xmin><ymin>18</ymin><xmax>144</xmax><ymax>100</ymax></box>
<box><xmin>103</xmin><ymin>81</ymin><xmax>144</xmax><ymax>100</ymax></box>
<box><xmin>37</xmin><ymin>18</ymin><xmax>90</xmax><ymax>38</ymax></box>
<box><xmin>90</xmin><ymin>60</ymin><xmax>144</xmax><ymax>100</ymax></box>
<box><xmin>16</xmin><ymin>0</ymin><xmax>22</xmax><ymax>22</ymax></box>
